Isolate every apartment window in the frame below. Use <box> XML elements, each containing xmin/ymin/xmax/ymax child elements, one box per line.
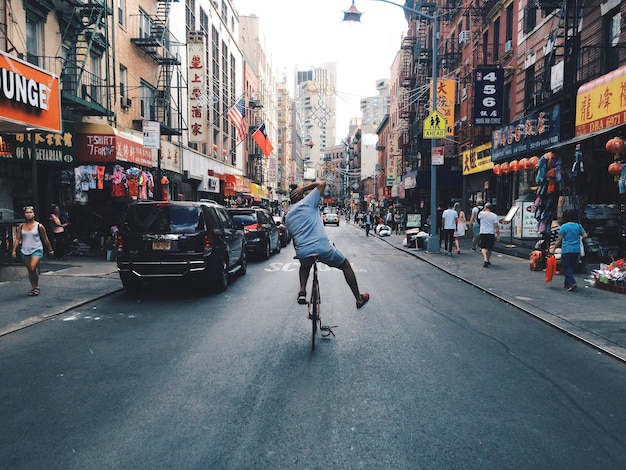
<box><xmin>120</xmin><ymin>66</ymin><xmax>127</xmax><ymax>97</ymax></box>
<box><xmin>524</xmin><ymin>1</ymin><xmax>537</xmax><ymax>32</ymax></box>
<box><xmin>117</xmin><ymin>0</ymin><xmax>125</xmax><ymax>26</ymax></box>
<box><xmin>493</xmin><ymin>17</ymin><xmax>500</xmax><ymax>61</ymax></box>
<box><xmin>605</xmin><ymin>10</ymin><xmax>621</xmax><ymax>72</ymax></box>
<box><xmin>139</xmin><ymin>10</ymin><xmax>152</xmax><ymax>38</ymax></box>
<box><xmin>506</xmin><ymin>4</ymin><xmax>514</xmax><ymax>42</ymax></box>
<box><xmin>186</xmin><ymin>0</ymin><xmax>196</xmax><ymax>30</ymax></box>
<box><xmin>141</xmin><ymin>81</ymin><xmax>156</xmax><ymax>120</ymax></box>
<box><xmin>525</xmin><ymin>64</ymin><xmax>536</xmax><ymax>109</ymax></box>
<box><xmin>25</xmin><ymin>14</ymin><xmax>42</xmax><ymax>66</ymax></box>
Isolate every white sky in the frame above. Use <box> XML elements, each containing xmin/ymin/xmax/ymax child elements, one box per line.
<box><xmin>232</xmin><ymin>0</ymin><xmax>408</xmax><ymax>142</ymax></box>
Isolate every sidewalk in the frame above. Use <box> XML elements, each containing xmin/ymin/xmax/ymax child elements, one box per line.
<box><xmin>0</xmin><ymin>256</ymin><xmax>121</xmax><ymax>337</ymax></box>
<box><xmin>367</xmin><ymin>227</ymin><xmax>626</xmax><ymax>363</ymax></box>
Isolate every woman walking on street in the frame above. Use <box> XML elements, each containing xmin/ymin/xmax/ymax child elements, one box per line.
<box><xmin>11</xmin><ymin>206</ymin><xmax>54</xmax><ymax>296</ymax></box>
<box><xmin>49</xmin><ymin>204</ymin><xmax>68</xmax><ymax>260</ymax></box>
<box><xmin>453</xmin><ymin>202</ymin><xmax>466</xmax><ymax>253</ymax></box>
<box><xmin>550</xmin><ymin>210</ymin><xmax>587</xmax><ymax>291</ymax></box>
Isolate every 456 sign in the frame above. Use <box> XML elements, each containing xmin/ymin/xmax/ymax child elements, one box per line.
<box><xmin>474</xmin><ymin>67</ymin><xmax>504</xmax><ymax>126</ymax></box>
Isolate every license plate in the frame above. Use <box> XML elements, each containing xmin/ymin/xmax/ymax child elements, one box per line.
<box><xmin>152</xmin><ymin>240</ymin><xmax>171</xmax><ymax>250</ymax></box>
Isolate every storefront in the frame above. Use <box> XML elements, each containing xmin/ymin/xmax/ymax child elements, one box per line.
<box><xmin>545</xmin><ymin>64</ymin><xmax>626</xmax><ymax>262</ymax></box>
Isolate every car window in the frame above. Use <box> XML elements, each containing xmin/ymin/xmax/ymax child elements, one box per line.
<box><xmin>215</xmin><ymin>208</ymin><xmax>233</xmax><ymax>230</ymax></box>
<box><xmin>204</xmin><ymin>206</ymin><xmax>222</xmax><ymax>230</ymax></box>
<box><xmin>259</xmin><ymin>211</ymin><xmax>272</xmax><ymax>224</ymax></box>
<box><xmin>218</xmin><ymin>209</ymin><xmax>235</xmax><ymax>229</ymax></box>
<box><xmin>231</xmin><ymin>213</ymin><xmax>256</xmax><ymax>227</ymax></box>
<box><xmin>125</xmin><ymin>205</ymin><xmax>202</xmax><ymax>233</ymax></box>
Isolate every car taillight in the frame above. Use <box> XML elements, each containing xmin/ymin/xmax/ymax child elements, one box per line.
<box><xmin>244</xmin><ymin>223</ymin><xmax>263</xmax><ymax>232</ymax></box>
<box><xmin>116</xmin><ymin>235</ymin><xmax>123</xmax><ymax>251</ymax></box>
<box><xmin>203</xmin><ymin>234</ymin><xmax>213</xmax><ymax>254</ymax></box>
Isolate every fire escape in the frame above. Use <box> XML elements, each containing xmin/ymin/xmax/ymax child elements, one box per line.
<box><xmin>407</xmin><ymin>4</ymin><xmax>434</xmax><ymax>171</ymax></box>
<box><xmin>398</xmin><ymin>32</ymin><xmax>417</xmax><ymax>176</ymax></box>
<box><xmin>530</xmin><ymin>0</ymin><xmax>587</xmax><ymax>137</ymax></box>
<box><xmin>58</xmin><ymin>0</ymin><xmax>115</xmax><ymax>117</ymax></box>
<box><xmin>131</xmin><ymin>0</ymin><xmax>182</xmax><ymax>136</ymax></box>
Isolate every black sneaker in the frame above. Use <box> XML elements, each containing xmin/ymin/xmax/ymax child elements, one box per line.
<box><xmin>483</xmin><ymin>261</ymin><xmax>489</xmax><ymax>268</ymax></box>
<box><xmin>297</xmin><ymin>291</ymin><xmax>307</xmax><ymax>304</ymax></box>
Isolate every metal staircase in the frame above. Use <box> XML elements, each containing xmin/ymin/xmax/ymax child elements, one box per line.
<box><xmin>59</xmin><ymin>0</ymin><xmax>113</xmax><ymax>116</ymax></box>
<box><xmin>131</xmin><ymin>0</ymin><xmax>182</xmax><ymax>136</ymax></box>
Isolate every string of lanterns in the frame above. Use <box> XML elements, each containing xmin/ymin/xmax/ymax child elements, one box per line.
<box><xmin>493</xmin><ymin>155</ymin><xmax>539</xmax><ymax>175</ymax></box>
<box><xmin>606</xmin><ymin>137</ymin><xmax>624</xmax><ymax>177</ymax></box>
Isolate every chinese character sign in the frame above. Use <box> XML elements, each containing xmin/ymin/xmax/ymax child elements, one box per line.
<box><xmin>430</xmin><ymin>79</ymin><xmax>456</xmax><ymax>136</ymax></box>
<box><xmin>187</xmin><ymin>38</ymin><xmax>207</xmax><ymax>143</ymax></box>
<box><xmin>575</xmin><ymin>64</ymin><xmax>626</xmax><ymax>136</ymax></box>
<box><xmin>474</xmin><ymin>67</ymin><xmax>504</xmax><ymax>126</ymax></box>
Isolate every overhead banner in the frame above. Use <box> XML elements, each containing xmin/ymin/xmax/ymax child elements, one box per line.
<box><xmin>575</xmin><ymin>64</ymin><xmax>626</xmax><ymax>136</ymax></box>
<box><xmin>187</xmin><ymin>31</ymin><xmax>207</xmax><ymax>143</ymax></box>
<box><xmin>474</xmin><ymin>67</ymin><xmax>504</xmax><ymax>126</ymax></box>
<box><xmin>430</xmin><ymin>79</ymin><xmax>455</xmax><ymax>136</ymax></box>
<box><xmin>0</xmin><ymin>51</ymin><xmax>61</xmax><ymax>133</ymax></box>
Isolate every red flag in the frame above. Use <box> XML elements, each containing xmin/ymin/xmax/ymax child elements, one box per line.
<box><xmin>252</xmin><ymin>123</ymin><xmax>273</xmax><ymax>157</ymax></box>
<box><xmin>226</xmin><ymin>97</ymin><xmax>246</xmax><ymax>142</ymax></box>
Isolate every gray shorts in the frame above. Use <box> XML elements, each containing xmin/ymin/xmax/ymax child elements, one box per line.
<box><xmin>298</xmin><ymin>244</ymin><xmax>347</xmax><ymax>269</ymax></box>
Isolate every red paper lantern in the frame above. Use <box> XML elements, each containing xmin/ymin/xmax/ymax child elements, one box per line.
<box><xmin>519</xmin><ymin>158</ymin><xmax>529</xmax><ymax>170</ymax></box>
<box><xmin>528</xmin><ymin>156</ymin><xmax>539</xmax><ymax>169</ymax></box>
<box><xmin>606</xmin><ymin>137</ymin><xmax>625</xmax><ymax>155</ymax></box>
<box><xmin>608</xmin><ymin>161</ymin><xmax>623</xmax><ymax>176</ymax></box>
<box><xmin>500</xmin><ymin>162</ymin><xmax>510</xmax><ymax>174</ymax></box>
<box><xmin>510</xmin><ymin>160</ymin><xmax>519</xmax><ymax>172</ymax></box>
<box><xmin>493</xmin><ymin>164</ymin><xmax>501</xmax><ymax>175</ymax></box>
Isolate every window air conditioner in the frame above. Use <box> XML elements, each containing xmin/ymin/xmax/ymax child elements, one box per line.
<box><xmin>121</xmin><ymin>96</ymin><xmax>132</xmax><ymax>108</ymax></box>
<box><xmin>459</xmin><ymin>31</ymin><xmax>470</xmax><ymax>45</ymax></box>
<box><xmin>505</xmin><ymin>40</ymin><xmax>513</xmax><ymax>52</ymax></box>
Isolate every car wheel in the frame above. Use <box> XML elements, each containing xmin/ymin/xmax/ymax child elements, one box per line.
<box><xmin>213</xmin><ymin>256</ymin><xmax>228</xmax><ymax>292</ymax></box>
<box><xmin>239</xmin><ymin>250</ymin><xmax>247</xmax><ymax>276</ymax></box>
<box><xmin>262</xmin><ymin>240</ymin><xmax>271</xmax><ymax>260</ymax></box>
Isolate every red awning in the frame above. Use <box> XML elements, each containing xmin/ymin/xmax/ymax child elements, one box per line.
<box><xmin>74</xmin><ymin>123</ymin><xmax>153</xmax><ymax>166</ymax></box>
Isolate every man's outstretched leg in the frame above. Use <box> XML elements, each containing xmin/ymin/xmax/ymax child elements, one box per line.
<box><xmin>338</xmin><ymin>259</ymin><xmax>370</xmax><ymax>309</ymax></box>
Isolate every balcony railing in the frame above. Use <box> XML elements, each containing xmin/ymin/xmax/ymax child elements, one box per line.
<box><xmin>35</xmin><ymin>56</ymin><xmax>112</xmax><ymax>116</ymax></box>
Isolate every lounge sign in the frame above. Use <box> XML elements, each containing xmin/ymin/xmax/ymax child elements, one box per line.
<box><xmin>0</xmin><ymin>51</ymin><xmax>61</xmax><ymax>133</ymax></box>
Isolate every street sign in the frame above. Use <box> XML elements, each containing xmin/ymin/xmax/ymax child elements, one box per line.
<box><xmin>432</xmin><ymin>146</ymin><xmax>444</xmax><ymax>165</ymax></box>
<box><xmin>423</xmin><ymin>110</ymin><xmax>446</xmax><ymax>139</ymax></box>
<box><xmin>142</xmin><ymin>120</ymin><xmax>161</xmax><ymax>149</ymax></box>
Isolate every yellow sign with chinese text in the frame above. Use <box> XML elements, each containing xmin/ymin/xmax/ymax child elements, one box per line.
<box><xmin>575</xmin><ymin>64</ymin><xmax>626</xmax><ymax>136</ymax></box>
<box><xmin>462</xmin><ymin>142</ymin><xmax>493</xmax><ymax>176</ymax></box>
<box><xmin>431</xmin><ymin>79</ymin><xmax>456</xmax><ymax>136</ymax></box>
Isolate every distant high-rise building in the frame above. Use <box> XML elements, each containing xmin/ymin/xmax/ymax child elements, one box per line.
<box><xmin>360</xmin><ymin>79</ymin><xmax>391</xmax><ymax>134</ymax></box>
<box><xmin>294</xmin><ymin>63</ymin><xmax>337</xmax><ymax>170</ymax></box>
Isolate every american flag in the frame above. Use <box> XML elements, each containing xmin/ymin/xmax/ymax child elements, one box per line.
<box><xmin>227</xmin><ymin>97</ymin><xmax>246</xmax><ymax>142</ymax></box>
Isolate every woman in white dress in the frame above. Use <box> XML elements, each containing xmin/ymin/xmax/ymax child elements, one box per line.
<box><xmin>453</xmin><ymin>202</ymin><xmax>466</xmax><ymax>254</ymax></box>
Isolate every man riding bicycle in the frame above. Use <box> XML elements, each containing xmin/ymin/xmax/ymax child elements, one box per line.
<box><xmin>285</xmin><ymin>181</ymin><xmax>369</xmax><ymax>309</ymax></box>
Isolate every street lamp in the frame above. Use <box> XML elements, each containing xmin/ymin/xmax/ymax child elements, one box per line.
<box><xmin>343</xmin><ymin>0</ymin><xmax>440</xmax><ymax>252</ymax></box>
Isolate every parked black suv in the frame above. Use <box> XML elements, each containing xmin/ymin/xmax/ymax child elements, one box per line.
<box><xmin>116</xmin><ymin>200</ymin><xmax>247</xmax><ymax>293</ymax></box>
<box><xmin>227</xmin><ymin>207</ymin><xmax>281</xmax><ymax>260</ymax></box>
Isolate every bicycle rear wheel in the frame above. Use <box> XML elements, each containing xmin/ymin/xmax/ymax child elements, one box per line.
<box><xmin>310</xmin><ymin>279</ymin><xmax>319</xmax><ymax>351</ymax></box>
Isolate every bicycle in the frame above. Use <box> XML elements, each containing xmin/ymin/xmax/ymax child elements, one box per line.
<box><xmin>306</xmin><ymin>256</ymin><xmax>336</xmax><ymax>351</ymax></box>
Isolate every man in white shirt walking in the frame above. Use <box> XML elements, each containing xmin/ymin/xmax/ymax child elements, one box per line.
<box><xmin>441</xmin><ymin>202</ymin><xmax>458</xmax><ymax>255</ymax></box>
<box><xmin>478</xmin><ymin>202</ymin><xmax>500</xmax><ymax>267</ymax></box>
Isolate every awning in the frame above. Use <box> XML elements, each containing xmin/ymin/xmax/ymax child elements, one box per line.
<box><xmin>75</xmin><ymin>122</ymin><xmax>154</xmax><ymax>166</ymax></box>
<box><xmin>224</xmin><ymin>174</ymin><xmax>236</xmax><ymax>196</ymax></box>
<box><xmin>547</xmin><ymin>124</ymin><xmax>625</xmax><ymax>150</ymax></box>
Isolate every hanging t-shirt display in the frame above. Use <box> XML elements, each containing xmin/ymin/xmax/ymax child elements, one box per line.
<box><xmin>111</xmin><ymin>165</ymin><xmax>126</xmax><ymax>198</ymax></box>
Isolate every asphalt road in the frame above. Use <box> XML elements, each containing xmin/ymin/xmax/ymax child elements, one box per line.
<box><xmin>2</xmin><ymin>224</ymin><xmax>626</xmax><ymax>469</ymax></box>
